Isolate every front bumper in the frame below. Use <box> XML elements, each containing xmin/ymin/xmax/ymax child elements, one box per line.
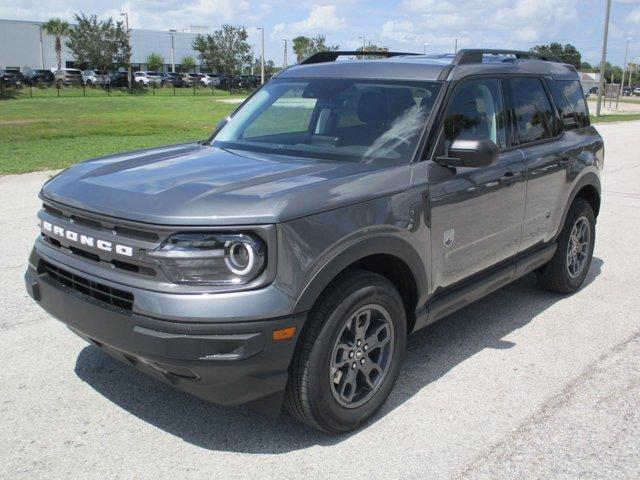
<box><xmin>25</xmin><ymin>248</ymin><xmax>304</xmax><ymax>413</ymax></box>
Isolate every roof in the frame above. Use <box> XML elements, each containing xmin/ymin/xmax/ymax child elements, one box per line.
<box><xmin>278</xmin><ymin>50</ymin><xmax>579</xmax><ymax>83</ymax></box>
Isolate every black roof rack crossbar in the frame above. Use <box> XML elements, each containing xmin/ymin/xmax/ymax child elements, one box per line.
<box><xmin>452</xmin><ymin>49</ymin><xmax>562</xmax><ymax>65</ymax></box>
<box><xmin>300</xmin><ymin>50</ymin><xmax>420</xmax><ymax>65</ymax></box>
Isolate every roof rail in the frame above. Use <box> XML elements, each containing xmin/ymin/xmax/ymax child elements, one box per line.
<box><xmin>452</xmin><ymin>49</ymin><xmax>562</xmax><ymax>65</ymax></box>
<box><xmin>299</xmin><ymin>50</ymin><xmax>419</xmax><ymax>65</ymax></box>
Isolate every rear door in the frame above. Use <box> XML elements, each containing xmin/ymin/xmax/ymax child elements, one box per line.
<box><xmin>428</xmin><ymin>77</ymin><xmax>527</xmax><ymax>290</ymax></box>
<box><xmin>508</xmin><ymin>77</ymin><xmax>566</xmax><ymax>250</ymax></box>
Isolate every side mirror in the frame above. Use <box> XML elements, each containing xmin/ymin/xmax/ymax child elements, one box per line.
<box><xmin>436</xmin><ymin>136</ymin><xmax>498</xmax><ymax>168</ymax></box>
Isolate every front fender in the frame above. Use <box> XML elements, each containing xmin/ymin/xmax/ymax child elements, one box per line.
<box><xmin>291</xmin><ymin>234</ymin><xmax>428</xmax><ymax>314</ymax></box>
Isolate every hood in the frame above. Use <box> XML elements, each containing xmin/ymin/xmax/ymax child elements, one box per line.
<box><xmin>41</xmin><ymin>144</ymin><xmax>411</xmax><ymax>225</ymax></box>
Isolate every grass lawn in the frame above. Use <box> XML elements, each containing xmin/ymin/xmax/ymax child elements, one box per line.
<box><xmin>591</xmin><ymin>114</ymin><xmax>640</xmax><ymax>123</ymax></box>
<box><xmin>1</xmin><ymin>93</ymin><xmax>639</xmax><ymax>175</ymax></box>
<box><xmin>0</xmin><ymin>95</ymin><xmax>242</xmax><ymax>175</ymax></box>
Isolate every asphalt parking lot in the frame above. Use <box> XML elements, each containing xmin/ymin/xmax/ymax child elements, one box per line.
<box><xmin>1</xmin><ymin>121</ymin><xmax>639</xmax><ymax>479</ymax></box>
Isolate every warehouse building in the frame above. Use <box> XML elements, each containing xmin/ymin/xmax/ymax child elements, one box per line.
<box><xmin>0</xmin><ymin>18</ymin><xmax>205</xmax><ymax>72</ymax></box>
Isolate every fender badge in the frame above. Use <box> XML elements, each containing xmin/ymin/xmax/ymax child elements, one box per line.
<box><xmin>444</xmin><ymin>229</ymin><xmax>455</xmax><ymax>247</ymax></box>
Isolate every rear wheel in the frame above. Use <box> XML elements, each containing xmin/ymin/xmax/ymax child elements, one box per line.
<box><xmin>537</xmin><ymin>198</ymin><xmax>595</xmax><ymax>293</ymax></box>
<box><xmin>285</xmin><ymin>269</ymin><xmax>406</xmax><ymax>433</ymax></box>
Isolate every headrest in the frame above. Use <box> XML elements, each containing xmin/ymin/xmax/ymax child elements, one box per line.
<box><xmin>357</xmin><ymin>91</ymin><xmax>388</xmax><ymax>125</ymax></box>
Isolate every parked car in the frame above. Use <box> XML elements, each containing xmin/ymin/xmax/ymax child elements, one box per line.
<box><xmin>82</xmin><ymin>70</ymin><xmax>107</xmax><ymax>86</ymax></box>
<box><xmin>239</xmin><ymin>74</ymin><xmax>260</xmax><ymax>89</ymax></box>
<box><xmin>0</xmin><ymin>68</ymin><xmax>23</xmax><ymax>87</ymax></box>
<box><xmin>4</xmin><ymin>68</ymin><xmax>24</xmax><ymax>84</ymax></box>
<box><xmin>632</xmin><ymin>87</ymin><xmax>640</xmax><ymax>97</ymax></box>
<box><xmin>108</xmin><ymin>71</ymin><xmax>129</xmax><ymax>88</ymax></box>
<box><xmin>160</xmin><ymin>72</ymin><xmax>187</xmax><ymax>87</ymax></box>
<box><xmin>23</xmin><ymin>69</ymin><xmax>55</xmax><ymax>86</ymax></box>
<box><xmin>588</xmin><ymin>86</ymin><xmax>598</xmax><ymax>95</ymax></box>
<box><xmin>52</xmin><ymin>68</ymin><xmax>83</xmax><ymax>86</ymax></box>
<box><xmin>133</xmin><ymin>71</ymin><xmax>162</xmax><ymax>85</ymax></box>
<box><xmin>25</xmin><ymin>49</ymin><xmax>603</xmax><ymax>433</ymax></box>
<box><xmin>180</xmin><ymin>73</ymin><xmax>201</xmax><ymax>86</ymax></box>
<box><xmin>199</xmin><ymin>73</ymin><xmax>220</xmax><ymax>87</ymax></box>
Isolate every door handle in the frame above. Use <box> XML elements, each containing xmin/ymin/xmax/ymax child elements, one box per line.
<box><xmin>499</xmin><ymin>171</ymin><xmax>517</xmax><ymax>186</ymax></box>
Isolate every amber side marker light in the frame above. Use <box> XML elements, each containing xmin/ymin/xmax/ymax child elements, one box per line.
<box><xmin>273</xmin><ymin>326</ymin><xmax>296</xmax><ymax>341</ymax></box>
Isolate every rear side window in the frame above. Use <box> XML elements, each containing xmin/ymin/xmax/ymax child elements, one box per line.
<box><xmin>508</xmin><ymin>77</ymin><xmax>556</xmax><ymax>145</ymax></box>
<box><xmin>549</xmin><ymin>80</ymin><xmax>590</xmax><ymax>129</ymax></box>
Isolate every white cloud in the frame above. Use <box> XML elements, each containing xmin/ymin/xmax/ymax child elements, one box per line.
<box><xmin>629</xmin><ymin>7</ymin><xmax>640</xmax><ymax>24</ymax></box>
<box><xmin>288</xmin><ymin>5</ymin><xmax>347</xmax><ymax>34</ymax></box>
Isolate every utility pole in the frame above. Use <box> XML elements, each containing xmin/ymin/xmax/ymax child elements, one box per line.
<box><xmin>617</xmin><ymin>36</ymin><xmax>631</xmax><ymax>107</ymax></box>
<box><xmin>169</xmin><ymin>30</ymin><xmax>176</xmax><ymax>73</ymax></box>
<box><xmin>120</xmin><ymin>12</ymin><xmax>132</xmax><ymax>87</ymax></box>
<box><xmin>283</xmin><ymin>39</ymin><xmax>288</xmax><ymax>68</ymax></box>
<box><xmin>596</xmin><ymin>0</ymin><xmax>612</xmax><ymax>116</ymax></box>
<box><xmin>454</xmin><ymin>38</ymin><xmax>458</xmax><ymax>54</ymax></box>
<box><xmin>423</xmin><ymin>43</ymin><xmax>429</xmax><ymax>54</ymax></box>
<box><xmin>37</xmin><ymin>24</ymin><xmax>45</xmax><ymax>69</ymax></box>
<box><xmin>250</xmin><ymin>44</ymin><xmax>255</xmax><ymax>75</ymax></box>
<box><xmin>258</xmin><ymin>27</ymin><xmax>265</xmax><ymax>85</ymax></box>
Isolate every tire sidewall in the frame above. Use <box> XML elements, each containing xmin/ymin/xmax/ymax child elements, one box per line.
<box><xmin>558</xmin><ymin>201</ymin><xmax>596</xmax><ymax>291</ymax></box>
<box><xmin>306</xmin><ymin>282</ymin><xmax>406</xmax><ymax>432</ymax></box>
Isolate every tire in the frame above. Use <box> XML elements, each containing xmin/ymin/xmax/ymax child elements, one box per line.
<box><xmin>537</xmin><ymin>198</ymin><xmax>596</xmax><ymax>294</ymax></box>
<box><xmin>285</xmin><ymin>269</ymin><xmax>407</xmax><ymax>433</ymax></box>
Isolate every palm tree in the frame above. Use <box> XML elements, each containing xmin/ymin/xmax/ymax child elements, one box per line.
<box><xmin>41</xmin><ymin>18</ymin><xmax>71</xmax><ymax>70</ymax></box>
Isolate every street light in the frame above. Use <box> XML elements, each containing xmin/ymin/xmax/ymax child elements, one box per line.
<box><xmin>120</xmin><ymin>12</ymin><xmax>132</xmax><ymax>87</ymax></box>
<box><xmin>257</xmin><ymin>27</ymin><xmax>265</xmax><ymax>85</ymax></box>
<box><xmin>250</xmin><ymin>44</ymin><xmax>255</xmax><ymax>75</ymax></box>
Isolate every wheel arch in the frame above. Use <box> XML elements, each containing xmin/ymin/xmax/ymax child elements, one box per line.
<box><xmin>292</xmin><ymin>236</ymin><xmax>427</xmax><ymax>334</ymax></box>
<box><xmin>554</xmin><ymin>172</ymin><xmax>601</xmax><ymax>241</ymax></box>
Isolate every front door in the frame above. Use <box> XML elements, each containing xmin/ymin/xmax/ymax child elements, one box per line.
<box><xmin>427</xmin><ymin>77</ymin><xmax>526</xmax><ymax>291</ymax></box>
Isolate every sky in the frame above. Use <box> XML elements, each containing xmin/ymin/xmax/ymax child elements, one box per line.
<box><xmin>3</xmin><ymin>0</ymin><xmax>640</xmax><ymax>67</ymax></box>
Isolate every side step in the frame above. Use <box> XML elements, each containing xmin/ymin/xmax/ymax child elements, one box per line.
<box><xmin>413</xmin><ymin>244</ymin><xmax>557</xmax><ymax>332</ymax></box>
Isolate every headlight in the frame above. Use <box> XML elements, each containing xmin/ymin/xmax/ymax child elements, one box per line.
<box><xmin>144</xmin><ymin>233</ymin><xmax>266</xmax><ymax>286</ymax></box>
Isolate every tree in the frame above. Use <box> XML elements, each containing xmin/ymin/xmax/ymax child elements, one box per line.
<box><xmin>579</xmin><ymin>61</ymin><xmax>594</xmax><ymax>71</ymax></box>
<box><xmin>532</xmin><ymin>42</ymin><xmax>581</xmax><ymax>68</ymax></box>
<box><xmin>192</xmin><ymin>25</ymin><xmax>252</xmax><ymax>75</ymax></box>
<box><xmin>251</xmin><ymin>58</ymin><xmax>278</xmax><ymax>75</ymax></box>
<box><xmin>292</xmin><ymin>35</ymin><xmax>339</xmax><ymax>63</ymax></box>
<box><xmin>66</xmin><ymin>14</ymin><xmax>130</xmax><ymax>74</ymax></box>
<box><xmin>180</xmin><ymin>55</ymin><xmax>196</xmax><ymax>72</ymax></box>
<box><xmin>146</xmin><ymin>53</ymin><xmax>164</xmax><ymax>72</ymax></box>
<box><xmin>42</xmin><ymin>18</ymin><xmax>71</xmax><ymax>70</ymax></box>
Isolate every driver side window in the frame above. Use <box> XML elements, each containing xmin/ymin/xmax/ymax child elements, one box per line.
<box><xmin>438</xmin><ymin>79</ymin><xmax>506</xmax><ymax>156</ymax></box>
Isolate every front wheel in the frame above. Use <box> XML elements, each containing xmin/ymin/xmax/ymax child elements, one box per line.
<box><xmin>285</xmin><ymin>269</ymin><xmax>406</xmax><ymax>433</ymax></box>
<box><xmin>537</xmin><ymin>198</ymin><xmax>595</xmax><ymax>293</ymax></box>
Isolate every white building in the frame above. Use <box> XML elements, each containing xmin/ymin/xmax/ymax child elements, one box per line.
<box><xmin>0</xmin><ymin>18</ymin><xmax>205</xmax><ymax>72</ymax></box>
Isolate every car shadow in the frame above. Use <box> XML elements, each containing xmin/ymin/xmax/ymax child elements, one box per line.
<box><xmin>74</xmin><ymin>257</ymin><xmax>603</xmax><ymax>453</ymax></box>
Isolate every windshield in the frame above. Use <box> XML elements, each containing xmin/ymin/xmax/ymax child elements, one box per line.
<box><xmin>213</xmin><ymin>78</ymin><xmax>441</xmax><ymax>163</ymax></box>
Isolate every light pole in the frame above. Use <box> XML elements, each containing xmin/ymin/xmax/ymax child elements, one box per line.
<box><xmin>169</xmin><ymin>29</ymin><xmax>177</xmax><ymax>73</ymax></box>
<box><xmin>617</xmin><ymin>36</ymin><xmax>631</xmax><ymax>106</ymax></box>
<box><xmin>120</xmin><ymin>12</ymin><xmax>132</xmax><ymax>87</ymax></box>
<box><xmin>258</xmin><ymin>27</ymin><xmax>265</xmax><ymax>85</ymax></box>
<box><xmin>283</xmin><ymin>39</ymin><xmax>288</xmax><ymax>68</ymax></box>
<box><xmin>454</xmin><ymin>38</ymin><xmax>458</xmax><ymax>54</ymax></box>
<box><xmin>37</xmin><ymin>23</ymin><xmax>45</xmax><ymax>69</ymax></box>
<box><xmin>596</xmin><ymin>0</ymin><xmax>612</xmax><ymax>116</ymax></box>
<box><xmin>423</xmin><ymin>43</ymin><xmax>429</xmax><ymax>54</ymax></box>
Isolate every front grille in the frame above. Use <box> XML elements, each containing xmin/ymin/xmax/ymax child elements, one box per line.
<box><xmin>40</xmin><ymin>260</ymin><xmax>134</xmax><ymax>311</ymax></box>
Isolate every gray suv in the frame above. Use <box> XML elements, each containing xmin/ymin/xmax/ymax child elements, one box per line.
<box><xmin>25</xmin><ymin>49</ymin><xmax>602</xmax><ymax>433</ymax></box>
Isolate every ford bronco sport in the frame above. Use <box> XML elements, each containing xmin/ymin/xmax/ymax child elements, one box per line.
<box><xmin>25</xmin><ymin>49</ymin><xmax>603</xmax><ymax>433</ymax></box>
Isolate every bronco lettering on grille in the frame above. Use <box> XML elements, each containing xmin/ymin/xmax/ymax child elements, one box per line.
<box><xmin>41</xmin><ymin>220</ymin><xmax>134</xmax><ymax>257</ymax></box>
